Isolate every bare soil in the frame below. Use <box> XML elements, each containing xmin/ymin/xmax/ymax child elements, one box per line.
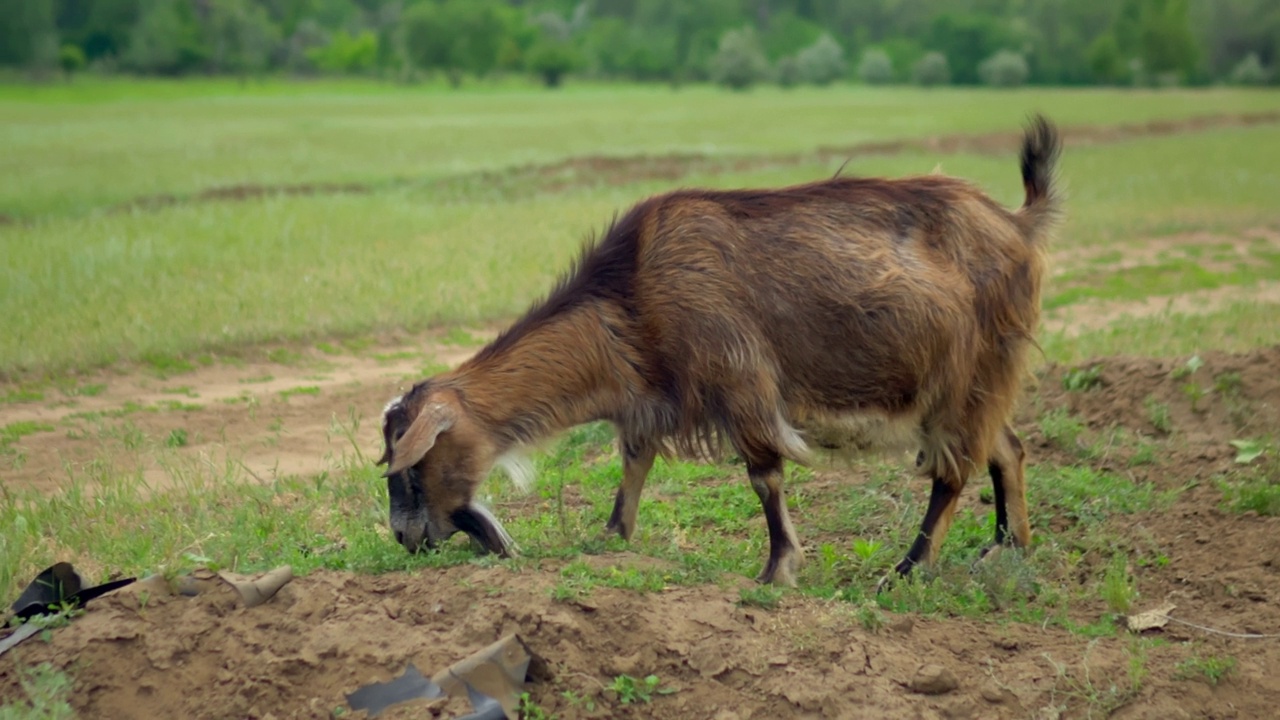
<box><xmin>4</xmin><ymin>334</ymin><xmax>1280</xmax><ymax>719</ymax></box>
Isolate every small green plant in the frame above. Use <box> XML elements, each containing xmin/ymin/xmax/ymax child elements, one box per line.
<box><xmin>1128</xmin><ymin>437</ymin><xmax>1158</xmax><ymax>467</ymax></box>
<box><xmin>1144</xmin><ymin>396</ymin><xmax>1173</xmax><ymax>434</ymax></box>
<box><xmin>1170</xmin><ymin>354</ymin><xmax>1204</xmax><ymax>380</ymax></box>
<box><xmin>1181</xmin><ymin>382</ymin><xmax>1209</xmax><ymax>413</ymax></box>
<box><xmin>1040</xmin><ymin>408</ymin><xmax>1087</xmax><ymax>451</ymax></box>
<box><xmin>266</xmin><ymin>348</ymin><xmax>302</xmax><ymax>365</ymax></box>
<box><xmin>164</xmin><ymin>429</ymin><xmax>189</xmax><ymax>448</ymax></box>
<box><xmin>1229</xmin><ymin>439</ymin><xmax>1265</xmax><ymax>465</ymax></box>
<box><xmin>1219</xmin><ymin>473</ymin><xmax>1280</xmax><ymax>516</ymax></box>
<box><xmin>1213</xmin><ymin>371</ymin><xmax>1243</xmax><ymax>396</ymax></box>
<box><xmin>442</xmin><ymin>327</ymin><xmax>479</xmax><ymax>346</ymax></box>
<box><xmin>1174</xmin><ymin>654</ymin><xmax>1237</xmax><ymax>685</ymax></box>
<box><xmin>0</xmin><ymin>662</ymin><xmax>76</xmax><ymax>720</ymax></box>
<box><xmin>279</xmin><ymin>385</ymin><xmax>321</xmax><ymax>399</ymax></box>
<box><xmin>1062</xmin><ymin>365</ymin><xmax>1103</xmax><ymax>392</ymax></box>
<box><xmin>738</xmin><ymin>585</ymin><xmax>784</xmax><ymax>609</ymax></box>
<box><xmin>517</xmin><ymin>692</ymin><xmax>553</xmax><ymax>720</ymax></box>
<box><xmin>560</xmin><ymin>690</ymin><xmax>596</xmax><ymax>713</ymax></box>
<box><xmin>1100</xmin><ymin>553</ymin><xmax>1137</xmax><ymax>614</ymax></box>
<box><xmin>609</xmin><ymin>674</ymin><xmax>673</xmax><ymax>705</ymax></box>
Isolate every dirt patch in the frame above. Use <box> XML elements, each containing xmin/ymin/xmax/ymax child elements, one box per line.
<box><xmin>0</xmin><ymin>327</ymin><xmax>497</xmax><ymax>495</ymax></box>
<box><xmin>1049</xmin><ymin>226</ymin><xmax>1280</xmax><ymax>280</ymax></box>
<box><xmin>5</xmin><ymin>557</ymin><xmax>1280</xmax><ymax>720</ymax></box>
<box><xmin>59</xmin><ymin>110</ymin><xmax>1278</xmax><ymax>220</ymax></box>
<box><xmin>1029</xmin><ymin>344</ymin><xmax>1280</xmax><ymax>443</ymax></box>
<box><xmin>1042</xmin><ymin>280</ymin><xmax>1280</xmax><ymax>337</ymax></box>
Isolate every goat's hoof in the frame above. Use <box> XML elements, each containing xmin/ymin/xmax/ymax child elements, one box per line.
<box><xmin>756</xmin><ymin>552</ymin><xmax>800</xmax><ymax>588</ymax></box>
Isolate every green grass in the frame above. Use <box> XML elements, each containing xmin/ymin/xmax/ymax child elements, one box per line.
<box><xmin>0</xmin><ymin>663</ymin><xmax>75</xmax><ymax>720</ymax></box>
<box><xmin>4</xmin><ymin>81</ymin><xmax>1278</xmax><ymax>219</ymax></box>
<box><xmin>0</xmin><ymin>413</ymin><xmax>1173</xmax><ymax>632</ymax></box>
<box><xmin>1174</xmin><ymin>654</ymin><xmax>1237</xmax><ymax>685</ymax></box>
<box><xmin>5</xmin><ymin>119</ymin><xmax>1280</xmax><ymax>379</ymax></box>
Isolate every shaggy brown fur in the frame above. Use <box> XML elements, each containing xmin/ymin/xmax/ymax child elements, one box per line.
<box><xmin>379</xmin><ymin>114</ymin><xmax>1062</xmax><ymax>589</ymax></box>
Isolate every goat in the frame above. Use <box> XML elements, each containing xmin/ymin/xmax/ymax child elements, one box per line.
<box><xmin>377</xmin><ymin>114</ymin><xmax>1061</xmax><ymax>589</ymax></box>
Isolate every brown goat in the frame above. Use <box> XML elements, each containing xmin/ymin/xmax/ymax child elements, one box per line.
<box><xmin>378</xmin><ymin>115</ymin><xmax>1061</xmax><ymax>588</ymax></box>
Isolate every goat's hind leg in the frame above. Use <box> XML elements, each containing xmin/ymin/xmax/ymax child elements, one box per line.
<box><xmin>876</xmin><ymin>450</ymin><xmax>967</xmax><ymax>594</ymax></box>
<box><xmin>747</xmin><ymin>452</ymin><xmax>803</xmax><ymax>587</ymax></box>
<box><xmin>978</xmin><ymin>424</ymin><xmax>1032</xmax><ymax>563</ymax></box>
<box><xmin>605</xmin><ymin>436</ymin><xmax>656</xmax><ymax>541</ymax></box>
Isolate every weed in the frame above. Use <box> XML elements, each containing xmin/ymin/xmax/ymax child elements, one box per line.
<box><xmin>609</xmin><ymin>674</ymin><xmax>673</xmax><ymax>705</ymax></box>
<box><xmin>279</xmin><ymin>386</ymin><xmax>321</xmax><ymax>399</ymax></box>
<box><xmin>738</xmin><ymin>585</ymin><xmax>784</xmax><ymax>609</ymax></box>
<box><xmin>1218</xmin><ymin>470</ymin><xmax>1280</xmax><ymax>516</ymax></box>
<box><xmin>1039</xmin><ymin>408</ymin><xmax>1088</xmax><ymax>454</ymax></box>
<box><xmin>1101</xmin><ymin>553</ymin><xmax>1137</xmax><ymax>614</ymax></box>
<box><xmin>266</xmin><ymin>348</ymin><xmax>302</xmax><ymax>365</ymax></box>
<box><xmin>517</xmin><ymin>692</ymin><xmax>553</xmax><ymax>720</ymax></box>
<box><xmin>1</xmin><ymin>421</ymin><xmax>55</xmax><ymax>454</ymax></box>
<box><xmin>143</xmin><ymin>352</ymin><xmax>196</xmax><ymax>377</ymax></box>
<box><xmin>1174</xmin><ymin>654</ymin><xmax>1237</xmax><ymax>685</ymax></box>
<box><xmin>165</xmin><ymin>429</ymin><xmax>189</xmax><ymax>448</ymax></box>
<box><xmin>240</xmin><ymin>375</ymin><xmax>274</xmax><ymax>384</ymax></box>
<box><xmin>1213</xmin><ymin>371</ymin><xmax>1243</xmax><ymax>396</ymax></box>
<box><xmin>1229</xmin><ymin>438</ymin><xmax>1266</xmax><ymax>464</ymax></box>
<box><xmin>0</xmin><ymin>662</ymin><xmax>75</xmax><ymax>720</ymax></box>
<box><xmin>442</xmin><ymin>328</ymin><xmax>479</xmax><ymax>346</ymax></box>
<box><xmin>1181</xmin><ymin>381</ymin><xmax>1209</xmax><ymax>413</ymax></box>
<box><xmin>161</xmin><ymin>386</ymin><xmax>199</xmax><ymax>398</ymax></box>
<box><xmin>1062</xmin><ymin>365</ymin><xmax>1103</xmax><ymax>392</ymax></box>
<box><xmin>1</xmin><ymin>388</ymin><xmax>45</xmax><ymax>404</ymax></box>
<box><xmin>1144</xmin><ymin>396</ymin><xmax>1173</xmax><ymax>434</ymax></box>
<box><xmin>1128</xmin><ymin>437</ymin><xmax>1158</xmax><ymax>467</ymax></box>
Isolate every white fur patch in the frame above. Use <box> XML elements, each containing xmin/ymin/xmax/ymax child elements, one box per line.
<box><xmin>495</xmin><ymin>450</ymin><xmax>536</xmax><ymax>492</ymax></box>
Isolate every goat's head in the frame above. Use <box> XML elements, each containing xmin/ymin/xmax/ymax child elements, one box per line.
<box><xmin>376</xmin><ymin>385</ymin><xmax>514</xmax><ymax>557</ymax></box>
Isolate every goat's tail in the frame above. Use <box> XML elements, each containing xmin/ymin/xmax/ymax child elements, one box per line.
<box><xmin>1017</xmin><ymin>113</ymin><xmax>1062</xmax><ymax>241</ymax></box>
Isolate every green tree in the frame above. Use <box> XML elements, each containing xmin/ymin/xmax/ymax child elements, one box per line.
<box><xmin>912</xmin><ymin>51</ymin><xmax>950</xmax><ymax>86</ymax></box>
<box><xmin>0</xmin><ymin>0</ymin><xmax>58</xmax><ymax>68</ymax></box>
<box><xmin>925</xmin><ymin>12</ymin><xmax>1017</xmax><ymax>84</ymax></box>
<box><xmin>123</xmin><ymin>0</ymin><xmax>206</xmax><ymax>75</ymax></box>
<box><xmin>978</xmin><ymin>49</ymin><xmax>1030</xmax><ymax>87</ymax></box>
<box><xmin>709</xmin><ymin>26</ymin><xmax>770</xmax><ymax>90</ymax></box>
<box><xmin>1088</xmin><ymin>33</ymin><xmax>1128</xmax><ymax>84</ymax></box>
<box><xmin>857</xmin><ymin>48</ymin><xmax>894</xmax><ymax>85</ymax></box>
<box><xmin>400</xmin><ymin>0</ymin><xmax>511</xmax><ymax>87</ymax></box>
<box><xmin>208</xmin><ymin>0</ymin><xmax>281</xmax><ymax>79</ymax></box>
<box><xmin>795</xmin><ymin>33</ymin><xmax>846</xmax><ymax>85</ymax></box>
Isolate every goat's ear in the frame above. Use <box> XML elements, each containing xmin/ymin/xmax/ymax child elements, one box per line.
<box><xmin>383</xmin><ymin>404</ymin><xmax>455</xmax><ymax>477</ymax></box>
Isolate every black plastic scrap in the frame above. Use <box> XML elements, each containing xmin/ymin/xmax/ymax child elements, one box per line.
<box><xmin>0</xmin><ymin>562</ymin><xmax>137</xmax><ymax>657</ymax></box>
<box><xmin>345</xmin><ymin>634</ymin><xmax>540</xmax><ymax>720</ymax></box>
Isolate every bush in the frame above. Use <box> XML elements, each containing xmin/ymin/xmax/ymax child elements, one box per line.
<box><xmin>857</xmin><ymin>48</ymin><xmax>894</xmax><ymax>85</ymax></box>
<box><xmin>774</xmin><ymin>55</ymin><xmax>801</xmax><ymax>88</ymax></box>
<box><xmin>58</xmin><ymin>44</ymin><xmax>86</xmax><ymax>75</ymax></box>
<box><xmin>306</xmin><ymin>30</ymin><xmax>378</xmax><ymax>75</ymax></box>
<box><xmin>912</xmin><ymin>51</ymin><xmax>949</xmax><ymax>86</ymax></box>
<box><xmin>527</xmin><ymin>40</ymin><xmax>579</xmax><ymax>88</ymax></box>
<box><xmin>709</xmin><ymin>26</ymin><xmax>770</xmax><ymax>91</ymax></box>
<box><xmin>795</xmin><ymin>33</ymin><xmax>845</xmax><ymax>85</ymax></box>
<box><xmin>978</xmin><ymin>49</ymin><xmax>1029</xmax><ymax>87</ymax></box>
<box><xmin>1230</xmin><ymin>53</ymin><xmax>1269</xmax><ymax>86</ymax></box>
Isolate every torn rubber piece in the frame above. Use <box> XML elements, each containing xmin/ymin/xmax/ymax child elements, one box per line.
<box><xmin>344</xmin><ymin>662</ymin><xmax>445</xmax><ymax>717</ymax></box>
<box><xmin>2</xmin><ymin>562</ymin><xmax>136</xmax><ymax>658</ymax></box>
<box><xmin>10</xmin><ymin>562</ymin><xmax>136</xmax><ymax>620</ymax></box>
<box><xmin>158</xmin><ymin>565</ymin><xmax>294</xmax><ymax>608</ymax></box>
<box><xmin>346</xmin><ymin>634</ymin><xmax>540</xmax><ymax>719</ymax></box>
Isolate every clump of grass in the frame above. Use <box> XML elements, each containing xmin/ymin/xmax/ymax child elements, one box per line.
<box><xmin>279</xmin><ymin>385</ymin><xmax>321</xmax><ymax>399</ymax></box>
<box><xmin>1</xmin><ymin>421</ymin><xmax>55</xmax><ymax>454</ymax></box>
<box><xmin>738</xmin><ymin>585</ymin><xmax>785</xmax><ymax>609</ymax></box>
<box><xmin>1100</xmin><ymin>552</ymin><xmax>1138</xmax><ymax>614</ymax></box>
<box><xmin>1062</xmin><ymin>365</ymin><xmax>1103</xmax><ymax>392</ymax></box>
<box><xmin>1144</xmin><ymin>396</ymin><xmax>1173</xmax><ymax>434</ymax></box>
<box><xmin>1174</xmin><ymin>654</ymin><xmax>1237</xmax><ymax>685</ymax></box>
<box><xmin>608</xmin><ymin>674</ymin><xmax>673</xmax><ymax>706</ymax></box>
<box><xmin>0</xmin><ymin>662</ymin><xmax>76</xmax><ymax>720</ymax></box>
<box><xmin>1039</xmin><ymin>408</ymin><xmax>1088</xmax><ymax>453</ymax></box>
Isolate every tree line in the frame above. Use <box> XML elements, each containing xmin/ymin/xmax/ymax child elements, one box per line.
<box><xmin>3</xmin><ymin>0</ymin><xmax>1276</xmax><ymax>88</ymax></box>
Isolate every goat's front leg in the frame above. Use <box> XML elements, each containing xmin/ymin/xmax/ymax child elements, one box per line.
<box><xmin>605</xmin><ymin>438</ymin><xmax>656</xmax><ymax>541</ymax></box>
<box><xmin>749</xmin><ymin>454</ymin><xmax>803</xmax><ymax>587</ymax></box>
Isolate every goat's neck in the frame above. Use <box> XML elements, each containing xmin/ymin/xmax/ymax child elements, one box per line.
<box><xmin>454</xmin><ymin>307</ymin><xmax>634</xmax><ymax>451</ymax></box>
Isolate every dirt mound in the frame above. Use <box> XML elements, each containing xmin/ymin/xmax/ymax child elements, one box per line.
<box><xmin>5</xmin><ymin>559</ymin><xmax>1278</xmax><ymax>720</ymax></box>
<box><xmin>1032</xmin><ymin>345</ymin><xmax>1280</xmax><ymax>443</ymax></box>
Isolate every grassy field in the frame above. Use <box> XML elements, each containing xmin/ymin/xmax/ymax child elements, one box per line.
<box><xmin>3</xmin><ymin>79</ymin><xmax>1280</xmax><ymax>719</ymax></box>
<box><xmin>3</xmin><ymin>81</ymin><xmax>1279</xmax><ymax>380</ymax></box>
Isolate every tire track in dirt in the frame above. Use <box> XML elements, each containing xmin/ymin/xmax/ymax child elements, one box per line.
<box><xmin>72</xmin><ymin>110</ymin><xmax>1277</xmax><ymax>219</ymax></box>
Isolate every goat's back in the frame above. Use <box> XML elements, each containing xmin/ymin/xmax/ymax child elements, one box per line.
<box><xmin>628</xmin><ymin>175</ymin><xmax>1044</xmax><ymax>457</ymax></box>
